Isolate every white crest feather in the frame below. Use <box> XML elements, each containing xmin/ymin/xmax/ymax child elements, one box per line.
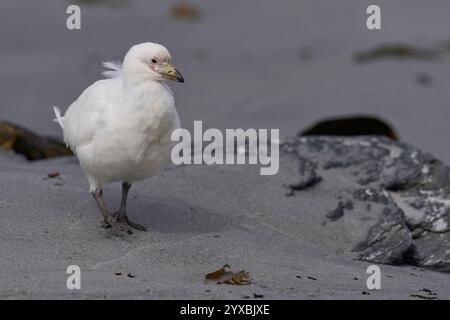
<box><xmin>102</xmin><ymin>60</ymin><xmax>122</xmax><ymax>78</ymax></box>
<box><xmin>53</xmin><ymin>106</ymin><xmax>64</xmax><ymax>129</ymax></box>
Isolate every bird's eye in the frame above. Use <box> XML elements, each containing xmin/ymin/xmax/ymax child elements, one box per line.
<box><xmin>151</xmin><ymin>58</ymin><xmax>157</xmax><ymax>64</ymax></box>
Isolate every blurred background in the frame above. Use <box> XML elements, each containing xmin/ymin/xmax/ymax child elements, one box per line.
<box><xmin>1</xmin><ymin>0</ymin><xmax>450</xmax><ymax>161</ymax></box>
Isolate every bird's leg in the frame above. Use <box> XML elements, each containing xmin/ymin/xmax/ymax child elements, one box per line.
<box><xmin>115</xmin><ymin>182</ymin><xmax>146</xmax><ymax>231</ymax></box>
<box><xmin>92</xmin><ymin>189</ymin><xmax>115</xmax><ymax>228</ymax></box>
<box><xmin>115</xmin><ymin>182</ymin><xmax>131</xmax><ymax>219</ymax></box>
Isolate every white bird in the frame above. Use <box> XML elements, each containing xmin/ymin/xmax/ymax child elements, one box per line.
<box><xmin>53</xmin><ymin>42</ymin><xmax>184</xmax><ymax>232</ymax></box>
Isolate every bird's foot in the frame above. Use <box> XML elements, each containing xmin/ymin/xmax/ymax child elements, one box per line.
<box><xmin>99</xmin><ymin>214</ymin><xmax>133</xmax><ymax>235</ymax></box>
<box><xmin>116</xmin><ymin>215</ymin><xmax>147</xmax><ymax>232</ymax></box>
<box><xmin>110</xmin><ymin>212</ymin><xmax>147</xmax><ymax>232</ymax></box>
<box><xmin>100</xmin><ymin>214</ymin><xmax>116</xmax><ymax>229</ymax></box>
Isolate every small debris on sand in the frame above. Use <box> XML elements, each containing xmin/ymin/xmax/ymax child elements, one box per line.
<box><xmin>205</xmin><ymin>264</ymin><xmax>231</xmax><ymax>280</ymax></box>
<box><xmin>410</xmin><ymin>293</ymin><xmax>439</xmax><ymax>300</ymax></box>
<box><xmin>206</xmin><ymin>265</ymin><xmax>252</xmax><ymax>285</ymax></box>
<box><xmin>217</xmin><ymin>271</ymin><xmax>252</xmax><ymax>285</ymax></box>
<box><xmin>410</xmin><ymin>288</ymin><xmax>439</xmax><ymax>300</ymax></box>
<box><xmin>353</xmin><ymin>44</ymin><xmax>441</xmax><ymax>63</ymax></box>
<box><xmin>47</xmin><ymin>171</ymin><xmax>60</xmax><ymax>178</ymax></box>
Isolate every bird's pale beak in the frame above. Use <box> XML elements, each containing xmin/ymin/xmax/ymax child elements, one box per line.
<box><xmin>161</xmin><ymin>63</ymin><xmax>184</xmax><ymax>83</ymax></box>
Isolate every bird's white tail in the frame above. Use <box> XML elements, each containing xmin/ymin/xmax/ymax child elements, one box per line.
<box><xmin>53</xmin><ymin>106</ymin><xmax>64</xmax><ymax>129</ymax></box>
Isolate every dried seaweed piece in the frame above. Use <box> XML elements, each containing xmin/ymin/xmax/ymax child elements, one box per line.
<box><xmin>0</xmin><ymin>121</ymin><xmax>72</xmax><ymax>160</ymax></box>
<box><xmin>217</xmin><ymin>271</ymin><xmax>252</xmax><ymax>285</ymax></box>
<box><xmin>205</xmin><ymin>264</ymin><xmax>231</xmax><ymax>280</ymax></box>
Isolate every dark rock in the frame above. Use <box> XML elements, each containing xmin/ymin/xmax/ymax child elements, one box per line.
<box><xmin>0</xmin><ymin>121</ymin><xmax>72</xmax><ymax>161</ymax></box>
<box><xmin>300</xmin><ymin>116</ymin><xmax>398</xmax><ymax>140</ymax></box>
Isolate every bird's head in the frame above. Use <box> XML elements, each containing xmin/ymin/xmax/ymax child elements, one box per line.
<box><xmin>122</xmin><ymin>42</ymin><xmax>184</xmax><ymax>84</ymax></box>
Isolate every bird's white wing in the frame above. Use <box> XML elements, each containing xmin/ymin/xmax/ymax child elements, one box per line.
<box><xmin>61</xmin><ymin>78</ymin><xmax>122</xmax><ymax>152</ymax></box>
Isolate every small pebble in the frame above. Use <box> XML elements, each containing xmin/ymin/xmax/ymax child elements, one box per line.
<box><xmin>47</xmin><ymin>171</ymin><xmax>60</xmax><ymax>178</ymax></box>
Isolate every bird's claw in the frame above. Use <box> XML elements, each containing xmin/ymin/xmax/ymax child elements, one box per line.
<box><xmin>101</xmin><ymin>219</ymin><xmax>133</xmax><ymax>235</ymax></box>
<box><xmin>101</xmin><ymin>214</ymin><xmax>116</xmax><ymax>229</ymax></box>
<box><xmin>116</xmin><ymin>215</ymin><xmax>147</xmax><ymax>232</ymax></box>
<box><xmin>102</xmin><ymin>213</ymin><xmax>146</xmax><ymax>233</ymax></box>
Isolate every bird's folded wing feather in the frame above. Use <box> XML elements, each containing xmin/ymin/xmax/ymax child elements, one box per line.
<box><xmin>62</xmin><ymin>79</ymin><xmax>120</xmax><ymax>152</ymax></box>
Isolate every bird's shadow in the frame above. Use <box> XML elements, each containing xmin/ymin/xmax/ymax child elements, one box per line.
<box><xmin>123</xmin><ymin>196</ymin><xmax>230</xmax><ymax>234</ymax></box>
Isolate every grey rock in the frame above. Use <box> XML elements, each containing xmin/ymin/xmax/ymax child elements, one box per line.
<box><xmin>282</xmin><ymin>136</ymin><xmax>450</xmax><ymax>272</ymax></box>
<box><xmin>355</xmin><ymin>204</ymin><xmax>413</xmax><ymax>264</ymax></box>
<box><xmin>326</xmin><ymin>200</ymin><xmax>353</xmax><ymax>222</ymax></box>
